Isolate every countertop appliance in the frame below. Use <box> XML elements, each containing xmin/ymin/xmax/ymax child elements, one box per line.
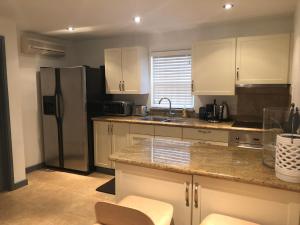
<box><xmin>133</xmin><ymin>105</ymin><xmax>147</xmax><ymax>116</ymax></box>
<box><xmin>103</xmin><ymin>101</ymin><xmax>133</xmax><ymax>116</ymax></box>
<box><xmin>229</xmin><ymin>131</ymin><xmax>263</xmax><ymax>149</ymax></box>
<box><xmin>40</xmin><ymin>66</ymin><xmax>110</xmax><ymax>173</ymax></box>
<box><xmin>199</xmin><ymin>100</ymin><xmax>230</xmax><ymax>122</ymax></box>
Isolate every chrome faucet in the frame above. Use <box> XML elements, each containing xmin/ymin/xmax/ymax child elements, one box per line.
<box><xmin>159</xmin><ymin>97</ymin><xmax>175</xmax><ymax>117</ymax></box>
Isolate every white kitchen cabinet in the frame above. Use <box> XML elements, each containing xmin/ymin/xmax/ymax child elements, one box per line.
<box><xmin>192</xmin><ymin>38</ymin><xmax>236</xmax><ymax>95</ymax></box>
<box><xmin>182</xmin><ymin>128</ymin><xmax>229</xmax><ymax>146</ymax></box>
<box><xmin>94</xmin><ymin>121</ymin><xmax>130</xmax><ymax>169</ymax></box>
<box><xmin>192</xmin><ymin>176</ymin><xmax>300</xmax><ymax>225</ymax></box>
<box><xmin>94</xmin><ymin>121</ymin><xmax>112</xmax><ymax>168</ymax></box>
<box><xmin>104</xmin><ymin>47</ymin><xmax>149</xmax><ymax>94</ymax></box>
<box><xmin>155</xmin><ymin>125</ymin><xmax>182</xmax><ymax>139</ymax></box>
<box><xmin>236</xmin><ymin>33</ymin><xmax>291</xmax><ymax>84</ymax></box>
<box><xmin>129</xmin><ymin>124</ymin><xmax>154</xmax><ymax>145</ymax></box>
<box><xmin>122</xmin><ymin>47</ymin><xmax>149</xmax><ymax>94</ymax></box>
<box><xmin>104</xmin><ymin>48</ymin><xmax>123</xmax><ymax>94</ymax></box>
<box><xmin>115</xmin><ymin>163</ymin><xmax>193</xmax><ymax>225</ymax></box>
<box><xmin>111</xmin><ymin>122</ymin><xmax>130</xmax><ymax>168</ymax></box>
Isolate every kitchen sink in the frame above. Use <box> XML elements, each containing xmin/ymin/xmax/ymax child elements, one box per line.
<box><xmin>140</xmin><ymin>116</ymin><xmax>184</xmax><ymax>123</ymax></box>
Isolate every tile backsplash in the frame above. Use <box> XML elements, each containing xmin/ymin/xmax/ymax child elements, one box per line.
<box><xmin>236</xmin><ymin>86</ymin><xmax>291</xmax><ymax>122</ymax></box>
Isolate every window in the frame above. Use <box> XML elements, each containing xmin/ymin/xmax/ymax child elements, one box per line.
<box><xmin>151</xmin><ymin>50</ymin><xmax>193</xmax><ymax>109</ymax></box>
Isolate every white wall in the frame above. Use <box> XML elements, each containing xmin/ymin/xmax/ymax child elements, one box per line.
<box><xmin>18</xmin><ymin>32</ymin><xmax>76</xmax><ymax>168</ymax></box>
<box><xmin>0</xmin><ymin>16</ymin><xmax>26</xmax><ymax>183</ymax></box>
<box><xmin>291</xmin><ymin>0</ymin><xmax>300</xmax><ymax>106</ymax></box>
<box><xmin>72</xmin><ymin>15</ymin><xmax>294</xmax><ymax>113</ymax></box>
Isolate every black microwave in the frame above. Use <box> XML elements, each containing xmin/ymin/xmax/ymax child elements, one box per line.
<box><xmin>103</xmin><ymin>101</ymin><xmax>133</xmax><ymax>116</ymax></box>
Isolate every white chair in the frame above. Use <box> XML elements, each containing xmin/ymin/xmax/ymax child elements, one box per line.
<box><xmin>95</xmin><ymin>195</ymin><xmax>174</xmax><ymax>225</ymax></box>
<box><xmin>201</xmin><ymin>214</ymin><xmax>260</xmax><ymax>225</ymax></box>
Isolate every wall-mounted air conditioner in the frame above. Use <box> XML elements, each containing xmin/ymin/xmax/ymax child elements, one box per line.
<box><xmin>21</xmin><ymin>35</ymin><xmax>66</xmax><ymax>57</ymax></box>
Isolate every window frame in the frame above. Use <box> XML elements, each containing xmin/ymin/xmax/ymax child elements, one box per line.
<box><xmin>150</xmin><ymin>50</ymin><xmax>194</xmax><ymax>109</ymax></box>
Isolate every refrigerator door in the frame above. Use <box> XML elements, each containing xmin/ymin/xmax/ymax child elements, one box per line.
<box><xmin>40</xmin><ymin>67</ymin><xmax>60</xmax><ymax>167</ymax></box>
<box><xmin>60</xmin><ymin>67</ymin><xmax>88</xmax><ymax>172</ymax></box>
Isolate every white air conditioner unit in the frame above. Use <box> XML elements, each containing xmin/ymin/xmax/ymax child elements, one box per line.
<box><xmin>21</xmin><ymin>36</ymin><xmax>66</xmax><ymax>57</ymax></box>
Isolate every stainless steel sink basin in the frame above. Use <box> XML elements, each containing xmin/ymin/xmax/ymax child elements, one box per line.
<box><xmin>140</xmin><ymin>116</ymin><xmax>184</xmax><ymax>123</ymax></box>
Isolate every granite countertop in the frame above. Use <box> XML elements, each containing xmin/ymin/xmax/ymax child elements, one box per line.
<box><xmin>110</xmin><ymin>137</ymin><xmax>300</xmax><ymax>193</ymax></box>
<box><xmin>92</xmin><ymin>116</ymin><xmax>263</xmax><ymax>132</ymax></box>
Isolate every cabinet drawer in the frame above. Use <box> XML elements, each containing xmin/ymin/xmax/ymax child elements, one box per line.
<box><xmin>130</xmin><ymin>124</ymin><xmax>154</xmax><ymax>135</ymax></box>
<box><xmin>155</xmin><ymin>126</ymin><xmax>182</xmax><ymax>138</ymax></box>
<box><xmin>182</xmin><ymin>128</ymin><xmax>228</xmax><ymax>143</ymax></box>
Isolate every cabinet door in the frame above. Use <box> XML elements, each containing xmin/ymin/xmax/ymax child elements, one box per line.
<box><xmin>122</xmin><ymin>47</ymin><xmax>149</xmax><ymax>94</ymax></box>
<box><xmin>192</xmin><ymin>38</ymin><xmax>236</xmax><ymax>95</ymax></box>
<box><xmin>182</xmin><ymin>128</ymin><xmax>229</xmax><ymax>146</ymax></box>
<box><xmin>154</xmin><ymin>125</ymin><xmax>182</xmax><ymax>139</ymax></box>
<box><xmin>104</xmin><ymin>48</ymin><xmax>123</xmax><ymax>94</ymax></box>
<box><xmin>115</xmin><ymin>163</ymin><xmax>193</xmax><ymax>225</ymax></box>
<box><xmin>192</xmin><ymin>175</ymin><xmax>300</xmax><ymax>225</ymax></box>
<box><xmin>94</xmin><ymin>121</ymin><xmax>112</xmax><ymax>168</ymax></box>
<box><xmin>236</xmin><ymin>34</ymin><xmax>290</xmax><ymax>84</ymax></box>
<box><xmin>111</xmin><ymin>122</ymin><xmax>130</xmax><ymax>168</ymax></box>
<box><xmin>129</xmin><ymin>124</ymin><xmax>154</xmax><ymax>145</ymax></box>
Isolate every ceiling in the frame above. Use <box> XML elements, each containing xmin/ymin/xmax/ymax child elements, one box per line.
<box><xmin>0</xmin><ymin>0</ymin><xmax>297</xmax><ymax>39</ymax></box>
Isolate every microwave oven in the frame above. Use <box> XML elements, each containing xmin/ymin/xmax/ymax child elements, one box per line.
<box><xmin>103</xmin><ymin>101</ymin><xmax>133</xmax><ymax>116</ymax></box>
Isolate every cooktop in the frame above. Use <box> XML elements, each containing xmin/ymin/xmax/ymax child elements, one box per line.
<box><xmin>232</xmin><ymin>121</ymin><xmax>263</xmax><ymax>129</ymax></box>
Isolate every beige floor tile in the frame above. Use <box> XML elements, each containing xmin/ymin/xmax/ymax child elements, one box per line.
<box><xmin>0</xmin><ymin>170</ymin><xmax>115</xmax><ymax>225</ymax></box>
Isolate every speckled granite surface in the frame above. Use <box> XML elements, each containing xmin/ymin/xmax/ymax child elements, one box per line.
<box><xmin>110</xmin><ymin>137</ymin><xmax>300</xmax><ymax>193</ymax></box>
<box><xmin>93</xmin><ymin>116</ymin><xmax>263</xmax><ymax>132</ymax></box>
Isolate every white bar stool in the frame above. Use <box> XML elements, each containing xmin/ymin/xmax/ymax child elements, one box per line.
<box><xmin>201</xmin><ymin>214</ymin><xmax>260</xmax><ymax>225</ymax></box>
<box><xmin>95</xmin><ymin>195</ymin><xmax>174</xmax><ymax>225</ymax></box>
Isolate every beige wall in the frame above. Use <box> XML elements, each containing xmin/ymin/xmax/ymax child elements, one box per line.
<box><xmin>0</xmin><ymin>16</ymin><xmax>26</xmax><ymax>183</ymax></box>
<box><xmin>291</xmin><ymin>0</ymin><xmax>300</xmax><ymax>106</ymax></box>
<box><xmin>72</xmin><ymin>15</ymin><xmax>294</xmax><ymax>113</ymax></box>
<box><xmin>18</xmin><ymin>32</ymin><xmax>76</xmax><ymax>168</ymax></box>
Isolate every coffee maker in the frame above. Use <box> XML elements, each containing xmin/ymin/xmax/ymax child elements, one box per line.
<box><xmin>199</xmin><ymin>99</ymin><xmax>230</xmax><ymax>122</ymax></box>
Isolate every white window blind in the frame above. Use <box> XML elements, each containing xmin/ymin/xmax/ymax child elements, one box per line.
<box><xmin>151</xmin><ymin>51</ymin><xmax>193</xmax><ymax>108</ymax></box>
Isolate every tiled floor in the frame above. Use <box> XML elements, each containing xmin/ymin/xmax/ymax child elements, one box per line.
<box><xmin>0</xmin><ymin>169</ymin><xmax>115</xmax><ymax>225</ymax></box>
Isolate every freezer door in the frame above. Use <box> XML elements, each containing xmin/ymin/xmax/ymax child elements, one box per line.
<box><xmin>40</xmin><ymin>67</ymin><xmax>60</xmax><ymax>167</ymax></box>
<box><xmin>60</xmin><ymin>67</ymin><xmax>88</xmax><ymax>171</ymax></box>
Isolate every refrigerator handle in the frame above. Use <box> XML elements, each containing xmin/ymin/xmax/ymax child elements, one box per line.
<box><xmin>55</xmin><ymin>93</ymin><xmax>60</xmax><ymax>119</ymax></box>
<box><xmin>59</xmin><ymin>93</ymin><xmax>65</xmax><ymax>119</ymax></box>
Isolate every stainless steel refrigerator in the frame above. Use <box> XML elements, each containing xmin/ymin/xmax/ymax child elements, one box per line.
<box><xmin>40</xmin><ymin>66</ymin><xmax>109</xmax><ymax>173</ymax></box>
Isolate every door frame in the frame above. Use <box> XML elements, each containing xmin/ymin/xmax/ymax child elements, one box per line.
<box><xmin>0</xmin><ymin>36</ymin><xmax>14</xmax><ymax>191</ymax></box>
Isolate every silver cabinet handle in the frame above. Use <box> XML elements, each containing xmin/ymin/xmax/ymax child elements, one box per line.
<box><xmin>111</xmin><ymin>124</ymin><xmax>113</xmax><ymax>134</ymax></box>
<box><xmin>119</xmin><ymin>81</ymin><xmax>122</xmax><ymax>91</ymax></box>
<box><xmin>185</xmin><ymin>182</ymin><xmax>190</xmax><ymax>207</ymax></box>
<box><xmin>198</xmin><ymin>130</ymin><xmax>211</xmax><ymax>134</ymax></box>
<box><xmin>122</xmin><ymin>81</ymin><xmax>125</xmax><ymax>91</ymax></box>
<box><xmin>194</xmin><ymin>183</ymin><xmax>199</xmax><ymax>208</ymax></box>
<box><xmin>236</xmin><ymin>67</ymin><xmax>239</xmax><ymax>80</ymax></box>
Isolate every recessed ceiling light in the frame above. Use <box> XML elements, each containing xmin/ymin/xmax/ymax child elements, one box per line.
<box><xmin>223</xmin><ymin>3</ymin><xmax>234</xmax><ymax>10</ymax></box>
<box><xmin>133</xmin><ymin>16</ymin><xmax>141</xmax><ymax>24</ymax></box>
<box><xmin>67</xmin><ymin>26</ymin><xmax>75</xmax><ymax>31</ymax></box>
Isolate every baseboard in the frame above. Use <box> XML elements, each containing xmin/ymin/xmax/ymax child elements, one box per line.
<box><xmin>95</xmin><ymin>166</ymin><xmax>115</xmax><ymax>176</ymax></box>
<box><xmin>11</xmin><ymin>179</ymin><xmax>28</xmax><ymax>190</ymax></box>
<box><xmin>26</xmin><ymin>163</ymin><xmax>45</xmax><ymax>174</ymax></box>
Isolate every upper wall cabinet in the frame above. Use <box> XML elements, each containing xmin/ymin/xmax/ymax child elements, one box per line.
<box><xmin>104</xmin><ymin>47</ymin><xmax>149</xmax><ymax>94</ymax></box>
<box><xmin>192</xmin><ymin>38</ymin><xmax>236</xmax><ymax>96</ymax></box>
<box><xmin>236</xmin><ymin>33</ymin><xmax>291</xmax><ymax>85</ymax></box>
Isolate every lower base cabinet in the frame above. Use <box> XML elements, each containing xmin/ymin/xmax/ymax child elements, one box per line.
<box><xmin>115</xmin><ymin>163</ymin><xmax>193</xmax><ymax>225</ymax></box>
<box><xmin>115</xmin><ymin>163</ymin><xmax>300</xmax><ymax>225</ymax></box>
<box><xmin>193</xmin><ymin>176</ymin><xmax>300</xmax><ymax>225</ymax></box>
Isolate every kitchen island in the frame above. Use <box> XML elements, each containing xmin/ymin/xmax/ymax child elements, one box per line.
<box><xmin>110</xmin><ymin>137</ymin><xmax>300</xmax><ymax>225</ymax></box>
